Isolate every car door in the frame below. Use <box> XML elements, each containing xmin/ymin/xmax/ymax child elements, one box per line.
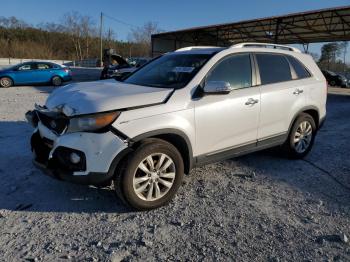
<box><xmin>255</xmin><ymin>53</ymin><xmax>306</xmax><ymax>141</ymax></box>
<box><xmin>34</xmin><ymin>62</ymin><xmax>54</xmax><ymax>83</ymax></box>
<box><xmin>14</xmin><ymin>63</ymin><xmax>36</xmax><ymax>84</ymax></box>
<box><xmin>194</xmin><ymin>53</ymin><xmax>261</xmax><ymax>158</ymax></box>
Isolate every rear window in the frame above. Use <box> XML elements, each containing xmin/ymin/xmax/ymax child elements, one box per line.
<box><xmin>256</xmin><ymin>54</ymin><xmax>292</xmax><ymax>85</ymax></box>
<box><xmin>287</xmin><ymin>56</ymin><xmax>311</xmax><ymax>79</ymax></box>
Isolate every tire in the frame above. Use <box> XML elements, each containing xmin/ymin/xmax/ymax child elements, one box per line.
<box><xmin>329</xmin><ymin>80</ymin><xmax>336</xmax><ymax>86</ymax></box>
<box><xmin>0</xmin><ymin>77</ymin><xmax>13</xmax><ymax>88</ymax></box>
<box><xmin>52</xmin><ymin>76</ymin><xmax>62</xmax><ymax>86</ymax></box>
<box><xmin>115</xmin><ymin>139</ymin><xmax>184</xmax><ymax>210</ymax></box>
<box><xmin>282</xmin><ymin>113</ymin><xmax>316</xmax><ymax>159</ymax></box>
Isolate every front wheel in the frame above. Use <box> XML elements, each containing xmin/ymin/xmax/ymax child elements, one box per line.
<box><xmin>115</xmin><ymin>139</ymin><xmax>184</xmax><ymax>210</ymax></box>
<box><xmin>282</xmin><ymin>113</ymin><xmax>316</xmax><ymax>159</ymax></box>
<box><xmin>0</xmin><ymin>77</ymin><xmax>13</xmax><ymax>88</ymax></box>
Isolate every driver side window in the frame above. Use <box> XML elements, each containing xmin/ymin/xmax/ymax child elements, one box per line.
<box><xmin>206</xmin><ymin>54</ymin><xmax>252</xmax><ymax>90</ymax></box>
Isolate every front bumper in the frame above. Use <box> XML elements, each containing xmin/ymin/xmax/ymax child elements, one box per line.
<box><xmin>30</xmin><ymin>114</ymin><xmax>129</xmax><ymax>186</ymax></box>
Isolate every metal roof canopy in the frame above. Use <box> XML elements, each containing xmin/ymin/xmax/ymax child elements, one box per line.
<box><xmin>151</xmin><ymin>6</ymin><xmax>350</xmax><ymax>57</ymax></box>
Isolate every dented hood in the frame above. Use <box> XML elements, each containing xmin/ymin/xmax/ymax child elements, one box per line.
<box><xmin>45</xmin><ymin>79</ymin><xmax>173</xmax><ymax>116</ymax></box>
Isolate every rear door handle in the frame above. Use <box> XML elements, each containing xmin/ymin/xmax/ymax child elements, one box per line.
<box><xmin>245</xmin><ymin>98</ymin><xmax>259</xmax><ymax>105</ymax></box>
<box><xmin>293</xmin><ymin>89</ymin><xmax>304</xmax><ymax>95</ymax></box>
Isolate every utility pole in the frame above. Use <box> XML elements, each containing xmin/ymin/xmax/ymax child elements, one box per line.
<box><xmin>99</xmin><ymin>12</ymin><xmax>103</xmax><ymax>67</ymax></box>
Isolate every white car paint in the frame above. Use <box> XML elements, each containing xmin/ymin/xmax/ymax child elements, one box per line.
<box><xmin>46</xmin><ymin>79</ymin><xmax>173</xmax><ymax>116</ymax></box>
<box><xmin>30</xmin><ymin>43</ymin><xmax>327</xmax><ymax>178</ymax></box>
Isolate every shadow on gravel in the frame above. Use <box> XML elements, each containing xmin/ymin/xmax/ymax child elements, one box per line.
<box><xmin>0</xmin><ymin>121</ymin><xmax>131</xmax><ymax>214</ymax></box>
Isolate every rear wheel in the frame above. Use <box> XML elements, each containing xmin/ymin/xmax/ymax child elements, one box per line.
<box><xmin>115</xmin><ymin>139</ymin><xmax>184</xmax><ymax>210</ymax></box>
<box><xmin>282</xmin><ymin>113</ymin><xmax>316</xmax><ymax>159</ymax></box>
<box><xmin>52</xmin><ymin>76</ymin><xmax>62</xmax><ymax>86</ymax></box>
<box><xmin>0</xmin><ymin>77</ymin><xmax>13</xmax><ymax>88</ymax></box>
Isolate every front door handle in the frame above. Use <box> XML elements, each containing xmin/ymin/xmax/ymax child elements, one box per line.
<box><xmin>245</xmin><ymin>98</ymin><xmax>259</xmax><ymax>105</ymax></box>
<box><xmin>293</xmin><ymin>89</ymin><xmax>304</xmax><ymax>95</ymax></box>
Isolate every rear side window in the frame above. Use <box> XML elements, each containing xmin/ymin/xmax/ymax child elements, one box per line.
<box><xmin>287</xmin><ymin>56</ymin><xmax>311</xmax><ymax>79</ymax></box>
<box><xmin>206</xmin><ymin>54</ymin><xmax>252</xmax><ymax>89</ymax></box>
<box><xmin>37</xmin><ymin>63</ymin><xmax>51</xmax><ymax>69</ymax></box>
<box><xmin>256</xmin><ymin>54</ymin><xmax>292</xmax><ymax>85</ymax></box>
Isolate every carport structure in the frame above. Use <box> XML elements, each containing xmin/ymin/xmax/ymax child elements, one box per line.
<box><xmin>151</xmin><ymin>6</ymin><xmax>350</xmax><ymax>56</ymax></box>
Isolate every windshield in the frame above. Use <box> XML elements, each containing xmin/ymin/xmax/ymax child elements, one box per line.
<box><xmin>124</xmin><ymin>53</ymin><xmax>213</xmax><ymax>89</ymax></box>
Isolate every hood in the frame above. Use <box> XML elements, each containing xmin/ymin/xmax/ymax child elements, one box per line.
<box><xmin>111</xmin><ymin>54</ymin><xmax>129</xmax><ymax>66</ymax></box>
<box><xmin>45</xmin><ymin>79</ymin><xmax>173</xmax><ymax>116</ymax></box>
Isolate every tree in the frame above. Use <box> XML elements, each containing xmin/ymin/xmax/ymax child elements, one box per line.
<box><xmin>61</xmin><ymin>12</ymin><xmax>96</xmax><ymax>60</ymax></box>
<box><xmin>338</xmin><ymin>41</ymin><xmax>349</xmax><ymax>72</ymax></box>
<box><xmin>128</xmin><ymin>21</ymin><xmax>162</xmax><ymax>56</ymax></box>
<box><xmin>319</xmin><ymin>43</ymin><xmax>341</xmax><ymax>70</ymax></box>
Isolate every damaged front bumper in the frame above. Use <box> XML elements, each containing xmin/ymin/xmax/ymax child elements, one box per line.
<box><xmin>27</xmin><ymin>110</ymin><xmax>129</xmax><ymax>186</ymax></box>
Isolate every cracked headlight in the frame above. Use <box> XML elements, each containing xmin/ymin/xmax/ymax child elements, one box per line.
<box><xmin>67</xmin><ymin>111</ymin><xmax>121</xmax><ymax>133</ymax></box>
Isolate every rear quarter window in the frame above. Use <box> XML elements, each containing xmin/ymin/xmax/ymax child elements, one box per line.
<box><xmin>287</xmin><ymin>56</ymin><xmax>311</xmax><ymax>79</ymax></box>
<box><xmin>256</xmin><ymin>53</ymin><xmax>292</xmax><ymax>85</ymax></box>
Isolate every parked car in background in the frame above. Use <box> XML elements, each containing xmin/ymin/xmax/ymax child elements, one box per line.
<box><xmin>322</xmin><ymin>70</ymin><xmax>349</xmax><ymax>88</ymax></box>
<box><xmin>100</xmin><ymin>56</ymin><xmax>151</xmax><ymax>80</ymax></box>
<box><xmin>27</xmin><ymin>43</ymin><xmax>326</xmax><ymax>210</ymax></box>
<box><xmin>0</xmin><ymin>61</ymin><xmax>72</xmax><ymax>88</ymax></box>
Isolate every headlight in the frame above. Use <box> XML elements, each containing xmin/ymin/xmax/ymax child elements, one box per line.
<box><xmin>67</xmin><ymin>111</ymin><xmax>121</xmax><ymax>133</ymax></box>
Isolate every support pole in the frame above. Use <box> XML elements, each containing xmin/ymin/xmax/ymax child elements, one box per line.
<box><xmin>274</xmin><ymin>18</ymin><xmax>281</xmax><ymax>44</ymax></box>
<box><xmin>99</xmin><ymin>12</ymin><xmax>103</xmax><ymax>67</ymax></box>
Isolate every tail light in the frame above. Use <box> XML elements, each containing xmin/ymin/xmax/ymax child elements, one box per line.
<box><xmin>62</xmin><ymin>68</ymin><xmax>71</xmax><ymax>75</ymax></box>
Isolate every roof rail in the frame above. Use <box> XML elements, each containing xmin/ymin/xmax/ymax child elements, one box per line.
<box><xmin>231</xmin><ymin>42</ymin><xmax>301</xmax><ymax>53</ymax></box>
<box><xmin>175</xmin><ymin>46</ymin><xmax>218</xmax><ymax>52</ymax></box>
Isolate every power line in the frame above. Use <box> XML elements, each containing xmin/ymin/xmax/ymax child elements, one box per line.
<box><xmin>102</xmin><ymin>13</ymin><xmax>137</xmax><ymax>28</ymax></box>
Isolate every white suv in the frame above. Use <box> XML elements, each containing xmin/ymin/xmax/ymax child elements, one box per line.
<box><xmin>27</xmin><ymin>43</ymin><xmax>327</xmax><ymax>210</ymax></box>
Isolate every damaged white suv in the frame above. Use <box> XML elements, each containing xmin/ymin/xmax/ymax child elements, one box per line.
<box><xmin>27</xmin><ymin>43</ymin><xmax>327</xmax><ymax>210</ymax></box>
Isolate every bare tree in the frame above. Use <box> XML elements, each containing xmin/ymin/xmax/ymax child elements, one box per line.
<box><xmin>62</xmin><ymin>12</ymin><xmax>96</xmax><ymax>60</ymax></box>
<box><xmin>128</xmin><ymin>21</ymin><xmax>162</xmax><ymax>56</ymax></box>
<box><xmin>80</xmin><ymin>15</ymin><xmax>95</xmax><ymax>58</ymax></box>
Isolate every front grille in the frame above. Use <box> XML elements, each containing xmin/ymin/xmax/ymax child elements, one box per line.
<box><xmin>36</xmin><ymin>111</ymin><xmax>69</xmax><ymax>134</ymax></box>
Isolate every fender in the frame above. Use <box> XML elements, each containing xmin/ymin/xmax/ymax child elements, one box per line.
<box><xmin>287</xmin><ymin>105</ymin><xmax>320</xmax><ymax>137</ymax></box>
<box><xmin>130</xmin><ymin>128</ymin><xmax>194</xmax><ymax>173</ymax></box>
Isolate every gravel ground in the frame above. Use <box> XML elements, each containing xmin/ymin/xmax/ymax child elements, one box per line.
<box><xmin>0</xmin><ymin>85</ymin><xmax>349</xmax><ymax>262</ymax></box>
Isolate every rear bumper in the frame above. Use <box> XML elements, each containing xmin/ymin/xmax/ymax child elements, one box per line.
<box><xmin>62</xmin><ymin>75</ymin><xmax>72</xmax><ymax>82</ymax></box>
<box><xmin>319</xmin><ymin>116</ymin><xmax>326</xmax><ymax>129</ymax></box>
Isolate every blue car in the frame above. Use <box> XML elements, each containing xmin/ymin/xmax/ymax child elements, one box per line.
<box><xmin>0</xmin><ymin>61</ymin><xmax>72</xmax><ymax>88</ymax></box>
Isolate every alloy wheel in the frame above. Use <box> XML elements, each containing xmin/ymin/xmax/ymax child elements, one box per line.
<box><xmin>133</xmin><ymin>153</ymin><xmax>176</xmax><ymax>201</ymax></box>
<box><xmin>293</xmin><ymin>121</ymin><xmax>313</xmax><ymax>153</ymax></box>
<box><xmin>0</xmin><ymin>78</ymin><xmax>11</xmax><ymax>87</ymax></box>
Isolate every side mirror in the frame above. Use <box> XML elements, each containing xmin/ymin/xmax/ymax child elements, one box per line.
<box><xmin>203</xmin><ymin>81</ymin><xmax>233</xmax><ymax>94</ymax></box>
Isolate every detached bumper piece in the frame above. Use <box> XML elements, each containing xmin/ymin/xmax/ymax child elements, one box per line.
<box><xmin>31</xmin><ymin>131</ymin><xmax>112</xmax><ymax>186</ymax></box>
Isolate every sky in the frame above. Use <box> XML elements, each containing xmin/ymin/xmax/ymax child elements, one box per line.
<box><xmin>1</xmin><ymin>0</ymin><xmax>349</xmax><ymax>59</ymax></box>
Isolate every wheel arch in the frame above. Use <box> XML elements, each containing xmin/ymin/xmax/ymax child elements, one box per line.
<box><xmin>130</xmin><ymin>129</ymin><xmax>194</xmax><ymax>174</ymax></box>
<box><xmin>51</xmin><ymin>75</ymin><xmax>63</xmax><ymax>80</ymax></box>
<box><xmin>288</xmin><ymin>106</ymin><xmax>320</xmax><ymax>135</ymax></box>
<box><xmin>0</xmin><ymin>75</ymin><xmax>15</xmax><ymax>85</ymax></box>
